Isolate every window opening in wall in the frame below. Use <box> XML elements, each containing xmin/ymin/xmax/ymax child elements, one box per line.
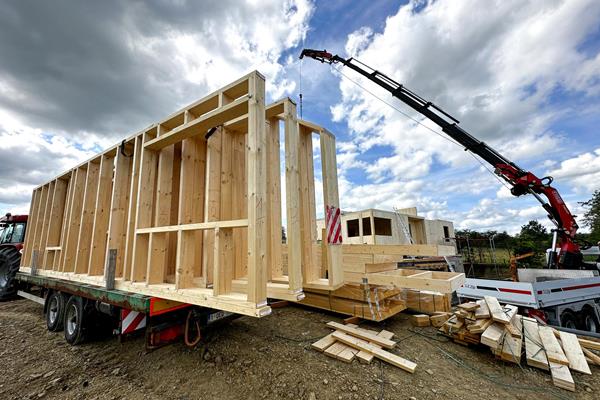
<box><xmin>347</xmin><ymin>219</ymin><xmax>360</xmax><ymax>237</ymax></box>
<box><xmin>374</xmin><ymin>217</ymin><xmax>392</xmax><ymax>236</ymax></box>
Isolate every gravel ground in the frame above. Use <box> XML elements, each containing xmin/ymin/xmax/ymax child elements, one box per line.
<box><xmin>0</xmin><ymin>298</ymin><xmax>598</xmax><ymax>400</ymax></box>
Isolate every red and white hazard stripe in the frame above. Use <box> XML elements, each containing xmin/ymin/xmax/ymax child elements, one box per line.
<box><xmin>121</xmin><ymin>309</ymin><xmax>147</xmax><ymax>334</ymax></box>
<box><xmin>326</xmin><ymin>205</ymin><xmax>342</xmax><ymax>245</ymax></box>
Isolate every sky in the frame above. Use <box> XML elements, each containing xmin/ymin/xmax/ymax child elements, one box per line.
<box><xmin>0</xmin><ymin>0</ymin><xmax>599</xmax><ymax>235</ymax></box>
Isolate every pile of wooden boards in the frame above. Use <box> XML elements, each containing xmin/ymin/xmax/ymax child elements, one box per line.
<box><xmin>401</xmin><ymin>289</ymin><xmax>452</xmax><ymax>314</ymax></box>
<box><xmin>301</xmin><ymin>283</ymin><xmax>406</xmax><ymax>322</ymax></box>
<box><xmin>311</xmin><ymin>321</ymin><xmax>417</xmax><ymax>373</ymax></box>
<box><xmin>438</xmin><ymin>296</ymin><xmax>600</xmax><ymax>392</ymax></box>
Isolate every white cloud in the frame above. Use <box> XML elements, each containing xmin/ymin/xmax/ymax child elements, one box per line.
<box><xmin>548</xmin><ymin>148</ymin><xmax>600</xmax><ymax>193</ymax></box>
<box><xmin>328</xmin><ymin>0</ymin><xmax>600</xmax><ymax>233</ymax></box>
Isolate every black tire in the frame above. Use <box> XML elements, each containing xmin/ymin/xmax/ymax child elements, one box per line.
<box><xmin>0</xmin><ymin>246</ymin><xmax>21</xmax><ymax>300</ymax></box>
<box><xmin>45</xmin><ymin>291</ymin><xmax>66</xmax><ymax>332</ymax></box>
<box><xmin>560</xmin><ymin>310</ymin><xmax>578</xmax><ymax>330</ymax></box>
<box><xmin>64</xmin><ymin>296</ymin><xmax>88</xmax><ymax>345</ymax></box>
<box><xmin>582</xmin><ymin>309</ymin><xmax>599</xmax><ymax>333</ymax></box>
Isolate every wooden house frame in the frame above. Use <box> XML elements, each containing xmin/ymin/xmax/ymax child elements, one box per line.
<box><xmin>20</xmin><ymin>71</ymin><xmax>344</xmax><ymax>317</ymax></box>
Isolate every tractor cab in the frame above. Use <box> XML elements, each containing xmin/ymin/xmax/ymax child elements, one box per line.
<box><xmin>0</xmin><ymin>213</ymin><xmax>28</xmax><ymax>251</ymax></box>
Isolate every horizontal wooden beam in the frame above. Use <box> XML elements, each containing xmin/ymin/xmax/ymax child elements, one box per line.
<box><xmin>136</xmin><ymin>219</ymin><xmax>248</xmax><ymax>234</ymax></box>
<box><xmin>144</xmin><ymin>95</ymin><xmax>250</xmax><ymax>150</ymax></box>
<box><xmin>344</xmin><ymin>269</ymin><xmax>465</xmax><ymax>293</ymax></box>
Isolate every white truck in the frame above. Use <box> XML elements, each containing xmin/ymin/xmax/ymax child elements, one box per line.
<box><xmin>458</xmin><ymin>246</ymin><xmax>600</xmax><ymax>333</ymax></box>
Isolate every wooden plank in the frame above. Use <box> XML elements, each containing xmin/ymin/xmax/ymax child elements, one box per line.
<box><xmin>147</xmin><ymin>141</ymin><xmax>174</xmax><ymax>285</ymax></box>
<box><xmin>539</xmin><ymin>326</ymin><xmax>569</xmax><ymax>365</ymax></box>
<box><xmin>131</xmin><ymin>140</ymin><xmax>158</xmax><ymax>282</ymax></box>
<box><xmin>474</xmin><ymin>299</ymin><xmax>490</xmax><ymax>319</ymax></box>
<box><xmin>549</xmin><ymin>362</ymin><xmax>575</xmax><ymax>392</ymax></box>
<box><xmin>311</xmin><ymin>334</ymin><xmax>336</xmax><ymax>352</ymax></box>
<box><xmin>481</xmin><ymin>322</ymin><xmax>505</xmax><ymax>349</ymax></box>
<box><xmin>345</xmin><ymin>269</ymin><xmax>464</xmax><ymax>293</ymax></box>
<box><xmin>484</xmin><ymin>296</ymin><xmax>510</xmax><ymax>324</ymax></box>
<box><xmin>331</xmin><ymin>331</ymin><xmax>416</xmax><ymax>373</ymax></box>
<box><xmin>266</xmin><ymin>118</ymin><xmax>283</xmax><ymax>280</ymax></box>
<box><xmin>430</xmin><ymin>313</ymin><xmax>451</xmax><ymax>328</ymax></box>
<box><xmin>320</xmin><ymin>130</ymin><xmax>343</xmax><ymax>287</ymax></box>
<box><xmin>74</xmin><ymin>162</ymin><xmax>99</xmax><ymax>274</ymax></box>
<box><xmin>559</xmin><ymin>330</ymin><xmax>591</xmax><ymax>374</ymax></box>
<box><xmin>62</xmin><ymin>167</ymin><xmax>87</xmax><ymax>272</ymax></box>
<box><xmin>500</xmin><ymin>315</ymin><xmax>523</xmax><ymax>364</ymax></box>
<box><xmin>298</xmin><ymin>124</ymin><xmax>317</xmax><ymax>284</ymax></box>
<box><xmin>326</xmin><ymin>322</ymin><xmax>396</xmax><ymax>349</ymax></box>
<box><xmin>457</xmin><ymin>302</ymin><xmax>479</xmax><ymax>312</ymax></box>
<box><xmin>522</xmin><ymin>317</ymin><xmax>549</xmax><ymax>370</ymax></box>
<box><xmin>176</xmin><ymin>130</ymin><xmax>206</xmax><ymax>289</ymax></box>
<box><xmin>57</xmin><ymin>175</ymin><xmax>74</xmax><ymax>271</ymax></box>
<box><xmin>356</xmin><ymin>329</ymin><xmax>395</xmax><ymax>364</ymax></box>
<box><xmin>144</xmin><ymin>94</ymin><xmax>250</xmax><ymax>151</ymax></box>
<box><xmin>106</xmin><ymin>148</ymin><xmax>132</xmax><ymax>278</ymax></box>
<box><xmin>284</xmin><ymin>100</ymin><xmax>303</xmax><ymax>291</ymax></box>
<box><xmin>246</xmin><ymin>71</ymin><xmax>267</xmax><ymax>305</ymax></box>
<box><xmin>88</xmin><ymin>155</ymin><xmax>114</xmax><ymax>276</ymax></box>
<box><xmin>123</xmin><ymin>136</ymin><xmax>142</xmax><ymax>281</ymax></box>
<box><xmin>202</xmin><ymin>127</ymin><xmax>222</xmax><ymax>287</ymax></box>
<box><xmin>582</xmin><ymin>347</ymin><xmax>600</xmax><ymax>366</ymax></box>
<box><xmin>411</xmin><ymin>314</ymin><xmax>430</xmax><ymax>327</ymax></box>
<box><xmin>323</xmin><ymin>341</ymin><xmax>347</xmax><ymax>359</ymax></box>
<box><xmin>213</xmin><ymin>227</ymin><xmax>234</xmax><ymax>296</ymax></box>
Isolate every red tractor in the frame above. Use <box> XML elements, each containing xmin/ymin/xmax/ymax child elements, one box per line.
<box><xmin>0</xmin><ymin>213</ymin><xmax>27</xmax><ymax>300</ymax></box>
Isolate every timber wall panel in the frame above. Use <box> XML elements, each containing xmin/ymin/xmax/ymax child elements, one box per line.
<box><xmin>19</xmin><ymin>71</ymin><xmax>353</xmax><ymax>316</ymax></box>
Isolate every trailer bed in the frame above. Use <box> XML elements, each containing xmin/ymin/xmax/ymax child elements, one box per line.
<box><xmin>458</xmin><ymin>276</ymin><xmax>600</xmax><ymax>308</ymax></box>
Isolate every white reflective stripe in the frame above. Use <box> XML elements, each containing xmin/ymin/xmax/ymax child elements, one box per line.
<box><xmin>122</xmin><ymin>310</ymin><xmax>139</xmax><ymax>332</ymax></box>
<box><xmin>136</xmin><ymin>317</ymin><xmax>146</xmax><ymax>330</ymax></box>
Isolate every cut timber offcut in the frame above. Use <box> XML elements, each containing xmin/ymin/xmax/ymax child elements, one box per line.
<box><xmin>331</xmin><ymin>331</ymin><xmax>417</xmax><ymax>373</ymax></box>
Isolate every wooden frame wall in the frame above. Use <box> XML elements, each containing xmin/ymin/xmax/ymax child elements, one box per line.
<box><xmin>20</xmin><ymin>72</ymin><xmax>344</xmax><ymax>317</ymax></box>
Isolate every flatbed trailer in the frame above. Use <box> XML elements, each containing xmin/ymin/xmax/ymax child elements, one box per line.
<box><xmin>458</xmin><ymin>275</ymin><xmax>600</xmax><ymax>333</ymax></box>
<box><xmin>14</xmin><ymin>271</ymin><xmax>236</xmax><ymax>348</ymax></box>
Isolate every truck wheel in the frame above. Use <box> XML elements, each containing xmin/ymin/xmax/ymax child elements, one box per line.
<box><xmin>583</xmin><ymin>310</ymin><xmax>599</xmax><ymax>333</ymax></box>
<box><xmin>0</xmin><ymin>247</ymin><xmax>21</xmax><ymax>300</ymax></box>
<box><xmin>64</xmin><ymin>296</ymin><xmax>87</xmax><ymax>345</ymax></box>
<box><xmin>560</xmin><ymin>310</ymin><xmax>578</xmax><ymax>330</ymax></box>
<box><xmin>45</xmin><ymin>291</ymin><xmax>66</xmax><ymax>332</ymax></box>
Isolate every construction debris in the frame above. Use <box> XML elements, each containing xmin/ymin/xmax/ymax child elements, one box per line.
<box><xmin>311</xmin><ymin>321</ymin><xmax>417</xmax><ymax>373</ymax></box>
<box><xmin>437</xmin><ymin>299</ymin><xmax>600</xmax><ymax>392</ymax></box>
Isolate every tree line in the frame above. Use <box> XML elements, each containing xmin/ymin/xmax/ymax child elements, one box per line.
<box><xmin>455</xmin><ymin>190</ymin><xmax>600</xmax><ymax>265</ymax></box>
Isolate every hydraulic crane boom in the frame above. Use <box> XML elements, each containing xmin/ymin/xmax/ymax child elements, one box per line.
<box><xmin>300</xmin><ymin>48</ymin><xmax>584</xmax><ymax>269</ymax></box>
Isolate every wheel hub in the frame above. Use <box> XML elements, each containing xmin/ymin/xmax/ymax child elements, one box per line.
<box><xmin>48</xmin><ymin>297</ymin><xmax>58</xmax><ymax>324</ymax></box>
<box><xmin>66</xmin><ymin>304</ymin><xmax>78</xmax><ymax>336</ymax></box>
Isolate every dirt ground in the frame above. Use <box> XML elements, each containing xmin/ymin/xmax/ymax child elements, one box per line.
<box><xmin>0</xmin><ymin>299</ymin><xmax>598</xmax><ymax>400</ymax></box>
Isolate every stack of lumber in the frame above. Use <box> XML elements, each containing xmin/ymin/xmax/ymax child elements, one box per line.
<box><xmin>311</xmin><ymin>321</ymin><xmax>417</xmax><ymax>373</ymax></box>
<box><xmin>301</xmin><ymin>283</ymin><xmax>407</xmax><ymax>322</ymax></box>
<box><xmin>438</xmin><ymin>296</ymin><xmax>600</xmax><ymax>392</ymax></box>
<box><xmin>401</xmin><ymin>289</ymin><xmax>452</xmax><ymax>314</ymax></box>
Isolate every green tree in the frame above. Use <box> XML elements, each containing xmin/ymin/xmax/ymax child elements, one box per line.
<box><xmin>579</xmin><ymin>189</ymin><xmax>600</xmax><ymax>242</ymax></box>
<box><xmin>514</xmin><ymin>220</ymin><xmax>550</xmax><ymax>264</ymax></box>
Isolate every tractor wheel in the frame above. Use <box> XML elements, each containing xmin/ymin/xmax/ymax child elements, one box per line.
<box><xmin>0</xmin><ymin>247</ymin><xmax>21</xmax><ymax>301</ymax></box>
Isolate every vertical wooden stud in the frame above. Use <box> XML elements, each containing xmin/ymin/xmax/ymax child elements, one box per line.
<box><xmin>88</xmin><ymin>155</ymin><xmax>114</xmax><ymax>275</ymax></box>
<box><xmin>74</xmin><ymin>162</ymin><xmax>100</xmax><ymax>274</ymax></box>
<box><xmin>246</xmin><ymin>71</ymin><xmax>267</xmax><ymax>305</ymax></box>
